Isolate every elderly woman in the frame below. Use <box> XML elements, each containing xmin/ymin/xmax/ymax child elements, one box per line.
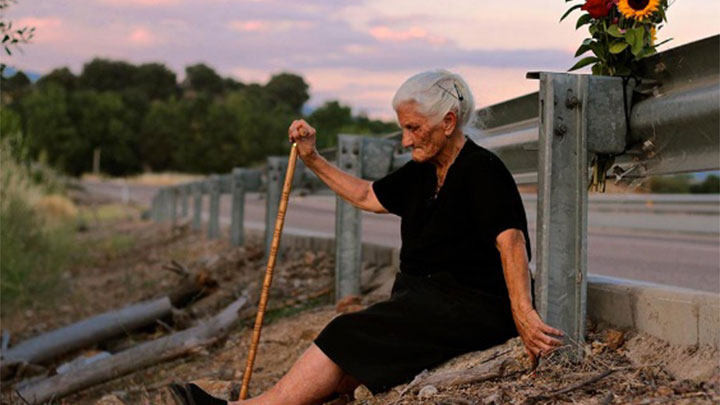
<box><xmin>173</xmin><ymin>70</ymin><xmax>563</xmax><ymax>405</ymax></box>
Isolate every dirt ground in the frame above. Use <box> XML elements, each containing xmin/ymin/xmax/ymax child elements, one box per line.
<box><xmin>1</xmin><ymin>196</ymin><xmax>718</xmax><ymax>404</ymax></box>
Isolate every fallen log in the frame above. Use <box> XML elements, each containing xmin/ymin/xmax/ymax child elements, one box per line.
<box><xmin>17</xmin><ymin>295</ymin><xmax>248</xmax><ymax>404</ymax></box>
<box><xmin>2</xmin><ymin>272</ymin><xmax>214</xmax><ymax>380</ymax></box>
<box><xmin>1</xmin><ymin>297</ymin><xmax>173</xmax><ymax>377</ymax></box>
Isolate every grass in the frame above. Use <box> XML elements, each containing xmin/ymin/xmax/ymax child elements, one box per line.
<box><xmin>0</xmin><ymin>197</ymin><xmax>76</xmax><ymax>310</ymax></box>
<box><xmin>263</xmin><ymin>294</ymin><xmax>331</xmax><ymax>325</ymax></box>
<box><xmin>81</xmin><ymin>172</ymin><xmax>204</xmax><ymax>187</ymax></box>
<box><xmin>77</xmin><ymin>203</ymin><xmax>134</xmax><ymax>224</ymax></box>
<box><xmin>0</xmin><ymin>140</ymin><xmax>139</xmax><ymax>313</ymax></box>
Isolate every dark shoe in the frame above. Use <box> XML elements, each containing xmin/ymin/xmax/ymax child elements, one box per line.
<box><xmin>168</xmin><ymin>382</ymin><xmax>228</xmax><ymax>405</ymax></box>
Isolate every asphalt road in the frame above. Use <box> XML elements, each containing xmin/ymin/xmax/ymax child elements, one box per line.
<box><xmin>84</xmin><ymin>180</ymin><xmax>720</xmax><ymax>293</ymax></box>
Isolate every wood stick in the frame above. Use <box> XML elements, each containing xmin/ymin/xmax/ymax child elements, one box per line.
<box><xmin>239</xmin><ymin>143</ymin><xmax>299</xmax><ymax>400</ymax></box>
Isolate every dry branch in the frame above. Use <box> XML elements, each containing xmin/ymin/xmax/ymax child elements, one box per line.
<box><xmin>16</xmin><ymin>295</ymin><xmax>248</xmax><ymax>404</ymax></box>
<box><xmin>168</xmin><ymin>271</ymin><xmax>216</xmax><ymax>307</ymax></box>
<box><xmin>408</xmin><ymin>357</ymin><xmax>512</xmax><ymax>393</ymax></box>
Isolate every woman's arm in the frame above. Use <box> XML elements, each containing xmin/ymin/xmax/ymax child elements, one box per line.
<box><xmin>289</xmin><ymin>119</ymin><xmax>387</xmax><ymax>214</ymax></box>
<box><xmin>496</xmin><ymin>228</ymin><xmax>563</xmax><ymax>367</ymax></box>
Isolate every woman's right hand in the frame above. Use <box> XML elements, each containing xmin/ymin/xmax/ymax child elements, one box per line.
<box><xmin>288</xmin><ymin>119</ymin><xmax>318</xmax><ymax>160</ymax></box>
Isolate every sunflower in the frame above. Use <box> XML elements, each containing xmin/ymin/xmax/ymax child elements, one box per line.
<box><xmin>617</xmin><ymin>0</ymin><xmax>661</xmax><ymax>21</ymax></box>
<box><xmin>650</xmin><ymin>26</ymin><xmax>657</xmax><ymax>44</ymax></box>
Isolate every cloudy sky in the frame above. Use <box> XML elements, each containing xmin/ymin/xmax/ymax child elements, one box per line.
<box><xmin>5</xmin><ymin>0</ymin><xmax>718</xmax><ymax>118</ymax></box>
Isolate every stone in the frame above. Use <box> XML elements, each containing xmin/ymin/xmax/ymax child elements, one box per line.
<box><xmin>418</xmin><ymin>385</ymin><xmax>438</xmax><ymax>399</ymax></box>
<box><xmin>95</xmin><ymin>394</ymin><xmax>124</xmax><ymax>405</ymax></box>
<box><xmin>336</xmin><ymin>295</ymin><xmax>363</xmax><ymax>314</ymax></box>
<box><xmin>303</xmin><ymin>251</ymin><xmax>316</xmax><ymax>266</ymax></box>
<box><xmin>483</xmin><ymin>391</ymin><xmax>502</xmax><ymax>405</ymax></box>
<box><xmin>353</xmin><ymin>384</ymin><xmax>374</xmax><ymax>400</ymax></box>
<box><xmin>605</xmin><ymin>329</ymin><xmax>625</xmax><ymax>350</ymax></box>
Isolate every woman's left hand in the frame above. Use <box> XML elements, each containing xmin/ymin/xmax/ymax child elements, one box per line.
<box><xmin>511</xmin><ymin>306</ymin><xmax>564</xmax><ymax>369</ymax></box>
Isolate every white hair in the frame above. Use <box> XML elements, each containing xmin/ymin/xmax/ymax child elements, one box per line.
<box><xmin>392</xmin><ymin>69</ymin><xmax>476</xmax><ymax>130</ymax></box>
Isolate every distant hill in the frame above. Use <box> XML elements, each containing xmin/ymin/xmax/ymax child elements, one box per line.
<box><xmin>693</xmin><ymin>171</ymin><xmax>720</xmax><ymax>181</ymax></box>
<box><xmin>2</xmin><ymin>66</ymin><xmax>42</xmax><ymax>82</ymax></box>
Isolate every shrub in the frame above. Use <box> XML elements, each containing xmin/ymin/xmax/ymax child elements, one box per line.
<box><xmin>0</xmin><ymin>139</ymin><xmax>76</xmax><ymax>310</ymax></box>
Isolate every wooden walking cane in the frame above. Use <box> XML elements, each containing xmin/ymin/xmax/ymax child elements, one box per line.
<box><xmin>239</xmin><ymin>141</ymin><xmax>299</xmax><ymax>400</ymax></box>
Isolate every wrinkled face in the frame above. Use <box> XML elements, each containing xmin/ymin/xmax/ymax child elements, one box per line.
<box><xmin>395</xmin><ymin>102</ymin><xmax>448</xmax><ymax>163</ymax></box>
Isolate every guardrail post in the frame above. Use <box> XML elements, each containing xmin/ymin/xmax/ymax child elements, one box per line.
<box><xmin>180</xmin><ymin>185</ymin><xmax>189</xmax><ymax>217</ymax></box>
<box><xmin>265</xmin><ymin>157</ymin><xmax>287</xmax><ymax>257</ymax></box>
<box><xmin>150</xmin><ymin>194</ymin><xmax>157</xmax><ymax>221</ymax></box>
<box><xmin>161</xmin><ymin>189</ymin><xmax>172</xmax><ymax>223</ymax></box>
<box><xmin>335</xmin><ymin>135</ymin><xmax>363</xmax><ymax>301</ymax></box>
<box><xmin>530</xmin><ymin>71</ymin><xmax>630</xmax><ymax>359</ymax></box>
<box><xmin>535</xmin><ymin>73</ymin><xmax>589</xmax><ymax>359</ymax></box>
<box><xmin>170</xmin><ymin>187</ymin><xmax>178</xmax><ymax>227</ymax></box>
<box><xmin>208</xmin><ymin>175</ymin><xmax>221</xmax><ymax>239</ymax></box>
<box><xmin>231</xmin><ymin>168</ymin><xmax>246</xmax><ymax>246</ymax></box>
<box><xmin>192</xmin><ymin>182</ymin><xmax>203</xmax><ymax>231</ymax></box>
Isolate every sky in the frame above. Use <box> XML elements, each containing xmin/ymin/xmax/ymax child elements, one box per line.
<box><xmin>3</xmin><ymin>0</ymin><xmax>719</xmax><ymax>119</ymax></box>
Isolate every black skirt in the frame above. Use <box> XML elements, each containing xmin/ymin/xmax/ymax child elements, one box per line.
<box><xmin>314</xmin><ymin>271</ymin><xmax>519</xmax><ymax>394</ymax></box>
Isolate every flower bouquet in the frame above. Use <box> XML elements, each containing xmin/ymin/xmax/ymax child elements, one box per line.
<box><xmin>562</xmin><ymin>0</ymin><xmax>672</xmax><ymax>76</ymax></box>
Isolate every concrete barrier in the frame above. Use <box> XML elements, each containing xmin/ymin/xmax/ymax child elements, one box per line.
<box><xmin>587</xmin><ymin>275</ymin><xmax>720</xmax><ymax>348</ymax></box>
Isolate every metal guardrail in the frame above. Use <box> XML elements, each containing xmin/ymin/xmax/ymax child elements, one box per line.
<box><xmin>150</xmin><ymin>35</ymin><xmax>719</xmax><ymax>359</ymax></box>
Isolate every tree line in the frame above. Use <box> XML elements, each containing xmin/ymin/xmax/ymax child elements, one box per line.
<box><xmin>0</xmin><ymin>59</ymin><xmax>398</xmax><ymax>176</ymax></box>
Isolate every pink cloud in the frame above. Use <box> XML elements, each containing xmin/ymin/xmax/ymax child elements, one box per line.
<box><xmin>228</xmin><ymin>20</ymin><xmax>266</xmax><ymax>32</ymax></box>
<box><xmin>128</xmin><ymin>27</ymin><xmax>158</xmax><ymax>46</ymax></box>
<box><xmin>227</xmin><ymin>19</ymin><xmax>314</xmax><ymax>33</ymax></box>
<box><xmin>14</xmin><ymin>17</ymin><xmax>63</xmax><ymax>44</ymax></box>
<box><xmin>15</xmin><ymin>17</ymin><xmax>61</xmax><ymax>30</ymax></box>
<box><xmin>101</xmin><ymin>0</ymin><xmax>180</xmax><ymax>6</ymax></box>
<box><xmin>369</xmin><ymin>26</ymin><xmax>446</xmax><ymax>45</ymax></box>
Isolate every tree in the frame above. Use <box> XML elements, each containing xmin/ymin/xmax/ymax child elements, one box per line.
<box><xmin>184</xmin><ymin>64</ymin><xmax>224</xmax><ymax>96</ymax></box>
<box><xmin>648</xmin><ymin>174</ymin><xmax>692</xmax><ymax>194</ymax></box>
<box><xmin>223</xmin><ymin>77</ymin><xmax>245</xmax><ymax>92</ymax></box>
<box><xmin>264</xmin><ymin>72</ymin><xmax>309</xmax><ymax>113</ymax></box>
<box><xmin>37</xmin><ymin>67</ymin><xmax>77</xmax><ymax>92</ymax></box>
<box><xmin>0</xmin><ymin>70</ymin><xmax>30</xmax><ymax>102</ymax></box>
<box><xmin>140</xmin><ymin>99</ymin><xmax>188</xmax><ymax>171</ymax></box>
<box><xmin>308</xmin><ymin>100</ymin><xmax>353</xmax><ymax>149</ymax></box>
<box><xmin>690</xmin><ymin>174</ymin><xmax>720</xmax><ymax>194</ymax></box>
<box><xmin>79</xmin><ymin>58</ymin><xmax>138</xmax><ymax>93</ymax></box>
<box><xmin>70</xmin><ymin>90</ymin><xmax>140</xmax><ymax>175</ymax></box>
<box><xmin>21</xmin><ymin>84</ymin><xmax>82</xmax><ymax>174</ymax></box>
<box><xmin>134</xmin><ymin>63</ymin><xmax>178</xmax><ymax>100</ymax></box>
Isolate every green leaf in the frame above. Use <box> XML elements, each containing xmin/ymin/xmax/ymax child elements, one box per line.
<box><xmin>637</xmin><ymin>47</ymin><xmax>657</xmax><ymax>59</ymax></box>
<box><xmin>569</xmin><ymin>56</ymin><xmax>600</xmax><ymax>71</ymax></box>
<box><xmin>575</xmin><ymin>44</ymin><xmax>591</xmax><ymax>57</ymax></box>
<box><xmin>589</xmin><ymin>24</ymin><xmax>599</xmax><ymax>35</ymax></box>
<box><xmin>609</xmin><ymin>41</ymin><xmax>629</xmax><ymax>54</ymax></box>
<box><xmin>560</xmin><ymin>4</ymin><xmax>583</xmax><ymax>22</ymax></box>
<box><xmin>625</xmin><ymin>27</ymin><xmax>646</xmax><ymax>56</ymax></box>
<box><xmin>591</xmin><ymin>63</ymin><xmax>602</xmax><ymax>75</ymax></box>
<box><xmin>588</xmin><ymin>41</ymin><xmax>607</xmax><ymax>62</ymax></box>
<box><xmin>576</xmin><ymin>14</ymin><xmax>592</xmax><ymax>29</ymax></box>
<box><xmin>607</xmin><ymin>25</ymin><xmax>624</xmax><ymax>38</ymax></box>
<box><xmin>582</xmin><ymin>38</ymin><xmax>593</xmax><ymax>46</ymax></box>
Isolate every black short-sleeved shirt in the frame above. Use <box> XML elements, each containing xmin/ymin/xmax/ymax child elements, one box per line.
<box><xmin>371</xmin><ymin>138</ymin><xmax>531</xmax><ymax>299</ymax></box>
